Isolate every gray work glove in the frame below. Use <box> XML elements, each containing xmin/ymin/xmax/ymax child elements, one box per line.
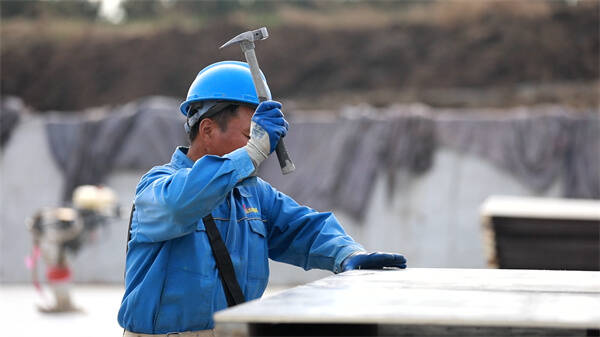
<box><xmin>244</xmin><ymin>100</ymin><xmax>289</xmax><ymax>168</ymax></box>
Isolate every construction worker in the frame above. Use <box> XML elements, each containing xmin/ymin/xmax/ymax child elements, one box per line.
<box><xmin>118</xmin><ymin>61</ymin><xmax>406</xmax><ymax>336</ymax></box>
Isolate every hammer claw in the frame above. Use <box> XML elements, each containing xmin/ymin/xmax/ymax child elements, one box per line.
<box><xmin>219</xmin><ymin>27</ymin><xmax>268</xmax><ymax>49</ymax></box>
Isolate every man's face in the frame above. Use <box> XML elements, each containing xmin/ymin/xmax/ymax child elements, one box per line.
<box><xmin>207</xmin><ymin>105</ymin><xmax>254</xmax><ymax>157</ymax></box>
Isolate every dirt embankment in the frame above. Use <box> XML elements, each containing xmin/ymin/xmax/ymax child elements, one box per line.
<box><xmin>1</xmin><ymin>2</ymin><xmax>598</xmax><ymax>112</ymax></box>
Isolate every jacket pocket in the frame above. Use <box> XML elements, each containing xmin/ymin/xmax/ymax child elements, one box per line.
<box><xmin>155</xmin><ymin>270</ymin><xmax>215</xmax><ymax>332</ymax></box>
<box><xmin>248</xmin><ymin>218</ymin><xmax>267</xmax><ymax>237</ymax></box>
<box><xmin>246</xmin><ymin>219</ymin><xmax>269</xmax><ymax>280</ymax></box>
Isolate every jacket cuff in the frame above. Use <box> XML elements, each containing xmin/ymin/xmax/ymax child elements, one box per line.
<box><xmin>333</xmin><ymin>246</ymin><xmax>366</xmax><ymax>274</ymax></box>
<box><xmin>224</xmin><ymin>147</ymin><xmax>256</xmax><ymax>181</ymax></box>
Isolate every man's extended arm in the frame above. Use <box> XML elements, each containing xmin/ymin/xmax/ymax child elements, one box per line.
<box><xmin>258</xmin><ymin>181</ymin><xmax>366</xmax><ymax>273</ymax></box>
<box><xmin>258</xmin><ymin>180</ymin><xmax>407</xmax><ymax>273</ymax></box>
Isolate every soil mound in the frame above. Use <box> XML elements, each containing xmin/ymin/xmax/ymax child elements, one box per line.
<box><xmin>1</xmin><ymin>2</ymin><xmax>597</xmax><ymax>111</ymax></box>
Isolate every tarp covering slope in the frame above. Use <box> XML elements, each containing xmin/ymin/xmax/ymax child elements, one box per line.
<box><xmin>41</xmin><ymin>97</ymin><xmax>599</xmax><ymax>219</ymax></box>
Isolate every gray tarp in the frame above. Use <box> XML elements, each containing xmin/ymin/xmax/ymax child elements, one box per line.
<box><xmin>43</xmin><ymin>97</ymin><xmax>599</xmax><ymax>217</ymax></box>
<box><xmin>113</xmin><ymin>97</ymin><xmax>188</xmax><ymax>170</ymax></box>
<box><xmin>0</xmin><ymin>96</ymin><xmax>23</xmax><ymax>148</ymax></box>
<box><xmin>258</xmin><ymin>105</ymin><xmax>437</xmax><ymax>219</ymax></box>
<box><xmin>562</xmin><ymin>114</ymin><xmax>600</xmax><ymax>199</ymax></box>
<box><xmin>435</xmin><ymin>105</ymin><xmax>600</xmax><ymax>200</ymax></box>
<box><xmin>45</xmin><ymin>97</ymin><xmax>185</xmax><ymax>202</ymax></box>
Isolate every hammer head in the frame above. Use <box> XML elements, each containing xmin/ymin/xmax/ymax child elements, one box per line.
<box><xmin>219</xmin><ymin>27</ymin><xmax>268</xmax><ymax>49</ymax></box>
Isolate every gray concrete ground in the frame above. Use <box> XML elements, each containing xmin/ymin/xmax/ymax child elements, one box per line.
<box><xmin>0</xmin><ymin>284</ymin><xmax>288</xmax><ymax>337</ymax></box>
<box><xmin>1</xmin><ymin>285</ymin><xmax>124</xmax><ymax>337</ymax></box>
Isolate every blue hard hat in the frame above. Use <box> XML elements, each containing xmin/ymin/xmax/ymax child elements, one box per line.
<box><xmin>179</xmin><ymin>61</ymin><xmax>271</xmax><ymax>116</ymax></box>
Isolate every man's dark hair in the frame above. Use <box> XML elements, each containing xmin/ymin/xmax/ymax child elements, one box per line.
<box><xmin>188</xmin><ymin>104</ymin><xmax>240</xmax><ymax>143</ymax></box>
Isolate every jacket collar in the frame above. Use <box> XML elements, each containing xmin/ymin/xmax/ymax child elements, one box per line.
<box><xmin>171</xmin><ymin>147</ymin><xmax>195</xmax><ymax>169</ymax></box>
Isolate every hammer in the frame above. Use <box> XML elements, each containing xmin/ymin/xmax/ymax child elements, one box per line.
<box><xmin>220</xmin><ymin>27</ymin><xmax>295</xmax><ymax>175</ymax></box>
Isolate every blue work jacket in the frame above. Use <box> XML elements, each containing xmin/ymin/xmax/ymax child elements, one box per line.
<box><xmin>118</xmin><ymin>147</ymin><xmax>364</xmax><ymax>334</ymax></box>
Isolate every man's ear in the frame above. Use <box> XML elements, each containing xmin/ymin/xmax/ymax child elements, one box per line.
<box><xmin>198</xmin><ymin>118</ymin><xmax>214</xmax><ymax>141</ymax></box>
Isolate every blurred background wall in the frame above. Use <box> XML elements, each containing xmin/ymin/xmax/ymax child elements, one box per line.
<box><xmin>1</xmin><ymin>0</ymin><xmax>598</xmax><ymax>285</ymax></box>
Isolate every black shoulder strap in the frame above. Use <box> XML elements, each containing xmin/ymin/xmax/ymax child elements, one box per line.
<box><xmin>126</xmin><ymin>204</ymin><xmax>135</xmax><ymax>254</ymax></box>
<box><xmin>124</xmin><ymin>204</ymin><xmax>135</xmax><ymax>280</ymax></box>
<box><xmin>203</xmin><ymin>214</ymin><xmax>246</xmax><ymax>307</ymax></box>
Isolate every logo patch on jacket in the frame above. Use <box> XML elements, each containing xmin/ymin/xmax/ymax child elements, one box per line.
<box><xmin>243</xmin><ymin>204</ymin><xmax>258</xmax><ymax>214</ymax></box>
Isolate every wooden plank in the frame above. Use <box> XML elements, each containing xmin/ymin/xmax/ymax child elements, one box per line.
<box><xmin>492</xmin><ymin>217</ymin><xmax>600</xmax><ymax>237</ymax></box>
<box><xmin>488</xmin><ymin>217</ymin><xmax>600</xmax><ymax>270</ymax></box>
<box><xmin>214</xmin><ymin>269</ymin><xmax>600</xmax><ymax>329</ymax></box>
<box><xmin>496</xmin><ymin>237</ymin><xmax>600</xmax><ymax>270</ymax></box>
<box><xmin>480</xmin><ymin>196</ymin><xmax>600</xmax><ymax>271</ymax></box>
<box><xmin>480</xmin><ymin>196</ymin><xmax>600</xmax><ymax>221</ymax></box>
